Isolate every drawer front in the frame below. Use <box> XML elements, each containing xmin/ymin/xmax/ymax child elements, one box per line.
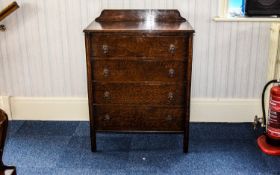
<box><xmin>91</xmin><ymin>34</ymin><xmax>186</xmax><ymax>58</ymax></box>
<box><xmin>93</xmin><ymin>82</ymin><xmax>185</xmax><ymax>105</ymax></box>
<box><xmin>92</xmin><ymin>60</ymin><xmax>186</xmax><ymax>82</ymax></box>
<box><xmin>94</xmin><ymin>105</ymin><xmax>184</xmax><ymax>131</ymax></box>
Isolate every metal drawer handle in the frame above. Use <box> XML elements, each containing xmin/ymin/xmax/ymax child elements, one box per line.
<box><xmin>104</xmin><ymin>91</ymin><xmax>110</xmax><ymax>99</ymax></box>
<box><xmin>102</xmin><ymin>44</ymin><xmax>108</xmax><ymax>54</ymax></box>
<box><xmin>168</xmin><ymin>92</ymin><xmax>174</xmax><ymax>101</ymax></box>
<box><xmin>166</xmin><ymin>115</ymin><xmax>173</xmax><ymax>121</ymax></box>
<box><xmin>103</xmin><ymin>68</ymin><xmax>109</xmax><ymax>77</ymax></box>
<box><xmin>169</xmin><ymin>44</ymin><xmax>176</xmax><ymax>54</ymax></box>
<box><xmin>168</xmin><ymin>68</ymin><xmax>175</xmax><ymax>78</ymax></box>
<box><xmin>104</xmin><ymin>114</ymin><xmax>110</xmax><ymax>121</ymax></box>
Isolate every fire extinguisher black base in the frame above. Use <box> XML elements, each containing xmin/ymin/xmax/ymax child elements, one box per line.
<box><xmin>257</xmin><ymin>135</ymin><xmax>280</xmax><ymax>156</ymax></box>
<box><xmin>266</xmin><ymin>136</ymin><xmax>280</xmax><ymax>147</ymax></box>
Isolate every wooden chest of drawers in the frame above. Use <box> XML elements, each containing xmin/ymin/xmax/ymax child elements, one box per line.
<box><xmin>84</xmin><ymin>10</ymin><xmax>194</xmax><ymax>153</ymax></box>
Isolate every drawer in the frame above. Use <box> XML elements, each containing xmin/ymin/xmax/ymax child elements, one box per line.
<box><xmin>93</xmin><ymin>82</ymin><xmax>185</xmax><ymax>105</ymax></box>
<box><xmin>91</xmin><ymin>34</ymin><xmax>186</xmax><ymax>58</ymax></box>
<box><xmin>92</xmin><ymin>60</ymin><xmax>186</xmax><ymax>82</ymax></box>
<box><xmin>94</xmin><ymin>105</ymin><xmax>184</xmax><ymax>131</ymax></box>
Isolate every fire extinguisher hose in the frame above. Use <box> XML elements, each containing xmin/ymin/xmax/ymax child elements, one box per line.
<box><xmin>262</xmin><ymin>79</ymin><xmax>278</xmax><ymax>127</ymax></box>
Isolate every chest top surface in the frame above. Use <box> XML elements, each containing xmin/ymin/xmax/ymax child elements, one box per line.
<box><xmin>84</xmin><ymin>9</ymin><xmax>194</xmax><ymax>33</ymax></box>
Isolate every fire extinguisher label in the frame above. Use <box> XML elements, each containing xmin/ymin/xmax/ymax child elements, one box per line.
<box><xmin>267</xmin><ymin>86</ymin><xmax>280</xmax><ymax>140</ymax></box>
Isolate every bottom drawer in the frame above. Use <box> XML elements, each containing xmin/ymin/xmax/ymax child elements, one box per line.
<box><xmin>93</xmin><ymin>105</ymin><xmax>185</xmax><ymax>131</ymax></box>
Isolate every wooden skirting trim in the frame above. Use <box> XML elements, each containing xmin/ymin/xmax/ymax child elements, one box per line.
<box><xmin>0</xmin><ymin>96</ymin><xmax>261</xmax><ymax>122</ymax></box>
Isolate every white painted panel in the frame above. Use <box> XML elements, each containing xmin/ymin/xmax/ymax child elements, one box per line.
<box><xmin>227</xmin><ymin>22</ymin><xmax>238</xmax><ymax>97</ymax></box>
<box><xmin>0</xmin><ymin>0</ymin><xmax>271</xmax><ymax>99</ymax></box>
<box><xmin>247</xmin><ymin>23</ymin><xmax>260</xmax><ymax>97</ymax></box>
<box><xmin>37</xmin><ymin>0</ymin><xmax>53</xmax><ymax>96</ymax></box>
<box><xmin>219</xmin><ymin>22</ymin><xmax>231</xmax><ymax>97</ymax></box>
<box><xmin>234</xmin><ymin>22</ymin><xmax>246</xmax><ymax>97</ymax></box>
<box><xmin>206</xmin><ymin>0</ymin><xmax>218</xmax><ymax>97</ymax></box>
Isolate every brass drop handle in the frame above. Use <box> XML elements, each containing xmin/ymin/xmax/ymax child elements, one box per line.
<box><xmin>103</xmin><ymin>68</ymin><xmax>109</xmax><ymax>77</ymax></box>
<box><xmin>104</xmin><ymin>91</ymin><xmax>110</xmax><ymax>99</ymax></box>
<box><xmin>104</xmin><ymin>114</ymin><xmax>110</xmax><ymax>121</ymax></box>
<box><xmin>166</xmin><ymin>115</ymin><xmax>173</xmax><ymax>121</ymax></box>
<box><xmin>168</xmin><ymin>68</ymin><xmax>175</xmax><ymax>78</ymax></box>
<box><xmin>102</xmin><ymin>44</ymin><xmax>109</xmax><ymax>54</ymax></box>
<box><xmin>169</xmin><ymin>44</ymin><xmax>176</xmax><ymax>54</ymax></box>
<box><xmin>168</xmin><ymin>92</ymin><xmax>174</xmax><ymax>101</ymax></box>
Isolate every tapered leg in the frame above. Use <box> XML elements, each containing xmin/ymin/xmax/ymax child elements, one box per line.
<box><xmin>12</xmin><ymin>168</ymin><xmax>17</xmax><ymax>175</ymax></box>
<box><xmin>183</xmin><ymin>35</ymin><xmax>193</xmax><ymax>154</ymax></box>
<box><xmin>85</xmin><ymin>33</ymin><xmax>96</xmax><ymax>153</ymax></box>
<box><xmin>183</xmin><ymin>123</ymin><xmax>189</xmax><ymax>153</ymax></box>
<box><xmin>0</xmin><ymin>109</ymin><xmax>17</xmax><ymax>172</ymax></box>
<box><xmin>90</xmin><ymin>129</ymin><xmax>97</xmax><ymax>152</ymax></box>
<box><xmin>0</xmin><ymin>109</ymin><xmax>8</xmax><ymax>164</ymax></box>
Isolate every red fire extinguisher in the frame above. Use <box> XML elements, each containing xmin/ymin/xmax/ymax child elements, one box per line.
<box><xmin>254</xmin><ymin>79</ymin><xmax>280</xmax><ymax>155</ymax></box>
<box><xmin>266</xmin><ymin>81</ymin><xmax>280</xmax><ymax>146</ymax></box>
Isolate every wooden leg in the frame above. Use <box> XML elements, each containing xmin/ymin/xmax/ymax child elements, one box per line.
<box><xmin>0</xmin><ymin>109</ymin><xmax>17</xmax><ymax>171</ymax></box>
<box><xmin>12</xmin><ymin>169</ymin><xmax>17</xmax><ymax>175</ymax></box>
<box><xmin>90</xmin><ymin>129</ymin><xmax>97</xmax><ymax>152</ymax></box>
<box><xmin>0</xmin><ymin>109</ymin><xmax>8</xmax><ymax>163</ymax></box>
<box><xmin>183</xmin><ymin>123</ymin><xmax>189</xmax><ymax>153</ymax></box>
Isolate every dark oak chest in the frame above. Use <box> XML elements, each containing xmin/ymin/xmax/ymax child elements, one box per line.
<box><xmin>84</xmin><ymin>10</ymin><xmax>194</xmax><ymax>153</ymax></box>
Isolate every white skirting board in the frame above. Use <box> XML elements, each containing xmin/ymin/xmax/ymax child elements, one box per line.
<box><xmin>0</xmin><ymin>96</ymin><xmax>262</xmax><ymax>122</ymax></box>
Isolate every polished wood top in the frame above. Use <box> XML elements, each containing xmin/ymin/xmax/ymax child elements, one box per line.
<box><xmin>95</xmin><ymin>9</ymin><xmax>186</xmax><ymax>22</ymax></box>
<box><xmin>84</xmin><ymin>10</ymin><xmax>194</xmax><ymax>33</ymax></box>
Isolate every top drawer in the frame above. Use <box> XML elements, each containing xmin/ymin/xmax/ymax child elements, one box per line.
<box><xmin>91</xmin><ymin>34</ymin><xmax>187</xmax><ymax>58</ymax></box>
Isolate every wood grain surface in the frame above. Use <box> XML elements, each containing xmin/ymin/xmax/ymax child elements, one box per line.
<box><xmin>84</xmin><ymin>9</ymin><xmax>194</xmax><ymax>153</ymax></box>
<box><xmin>92</xmin><ymin>60</ymin><xmax>187</xmax><ymax>82</ymax></box>
<box><xmin>94</xmin><ymin>105</ymin><xmax>184</xmax><ymax>131</ymax></box>
<box><xmin>91</xmin><ymin>34</ymin><xmax>187</xmax><ymax>58</ymax></box>
<box><xmin>93</xmin><ymin>82</ymin><xmax>185</xmax><ymax>105</ymax></box>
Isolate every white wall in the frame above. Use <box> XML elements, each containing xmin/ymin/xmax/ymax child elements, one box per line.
<box><xmin>0</xmin><ymin>0</ymin><xmax>273</xmax><ymax>121</ymax></box>
<box><xmin>0</xmin><ymin>0</ymin><xmax>271</xmax><ymax>98</ymax></box>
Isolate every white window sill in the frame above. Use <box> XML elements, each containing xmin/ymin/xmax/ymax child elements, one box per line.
<box><xmin>213</xmin><ymin>16</ymin><xmax>280</xmax><ymax>22</ymax></box>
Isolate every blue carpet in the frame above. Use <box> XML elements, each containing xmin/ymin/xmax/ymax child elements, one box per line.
<box><xmin>3</xmin><ymin>121</ymin><xmax>280</xmax><ymax>175</ymax></box>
